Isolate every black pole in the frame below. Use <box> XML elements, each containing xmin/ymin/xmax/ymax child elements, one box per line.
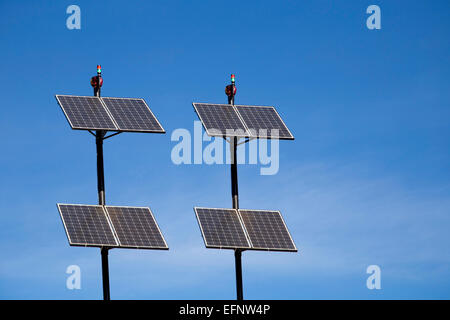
<box><xmin>228</xmin><ymin>79</ymin><xmax>238</xmax><ymax>210</ymax></box>
<box><xmin>96</xmin><ymin>131</ymin><xmax>106</xmax><ymax>205</ymax></box>
<box><xmin>228</xmin><ymin>75</ymin><xmax>243</xmax><ymax>301</ymax></box>
<box><xmin>230</xmin><ymin>137</ymin><xmax>239</xmax><ymax>209</ymax></box>
<box><xmin>96</xmin><ymin>130</ymin><xmax>110</xmax><ymax>301</ymax></box>
<box><xmin>94</xmin><ymin>71</ymin><xmax>105</xmax><ymax>206</ymax></box>
<box><xmin>234</xmin><ymin>249</ymin><xmax>243</xmax><ymax>300</ymax></box>
<box><xmin>231</xmin><ymin>138</ymin><xmax>243</xmax><ymax>300</ymax></box>
<box><xmin>101</xmin><ymin>247</ymin><xmax>110</xmax><ymax>300</ymax></box>
<box><xmin>93</xmin><ymin>68</ymin><xmax>110</xmax><ymax>301</ymax></box>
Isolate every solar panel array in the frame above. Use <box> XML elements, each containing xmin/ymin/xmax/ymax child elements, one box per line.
<box><xmin>192</xmin><ymin>103</ymin><xmax>294</xmax><ymax>140</ymax></box>
<box><xmin>56</xmin><ymin>95</ymin><xmax>165</xmax><ymax>133</ymax></box>
<box><xmin>58</xmin><ymin>204</ymin><xmax>168</xmax><ymax>250</ymax></box>
<box><xmin>194</xmin><ymin>207</ymin><xmax>297</xmax><ymax>252</ymax></box>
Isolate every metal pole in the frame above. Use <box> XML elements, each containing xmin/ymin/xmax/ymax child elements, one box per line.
<box><xmin>96</xmin><ymin>130</ymin><xmax>110</xmax><ymax>301</ymax></box>
<box><xmin>96</xmin><ymin>130</ymin><xmax>106</xmax><ymax>205</ymax></box>
<box><xmin>230</xmin><ymin>137</ymin><xmax>239</xmax><ymax>209</ymax></box>
<box><xmin>228</xmin><ymin>76</ymin><xmax>243</xmax><ymax>301</ymax></box>
<box><xmin>228</xmin><ymin>80</ymin><xmax>239</xmax><ymax>210</ymax></box>
<box><xmin>101</xmin><ymin>247</ymin><xmax>110</xmax><ymax>300</ymax></box>
<box><xmin>234</xmin><ymin>249</ymin><xmax>243</xmax><ymax>300</ymax></box>
<box><xmin>93</xmin><ymin>68</ymin><xmax>110</xmax><ymax>301</ymax></box>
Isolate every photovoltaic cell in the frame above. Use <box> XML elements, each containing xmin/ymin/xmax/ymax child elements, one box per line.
<box><xmin>194</xmin><ymin>207</ymin><xmax>251</xmax><ymax>249</ymax></box>
<box><xmin>57</xmin><ymin>204</ymin><xmax>118</xmax><ymax>247</ymax></box>
<box><xmin>239</xmin><ymin>209</ymin><xmax>297</xmax><ymax>252</ymax></box>
<box><xmin>193</xmin><ymin>103</ymin><xmax>249</xmax><ymax>137</ymax></box>
<box><xmin>101</xmin><ymin>97</ymin><xmax>165</xmax><ymax>133</ymax></box>
<box><xmin>56</xmin><ymin>95</ymin><xmax>118</xmax><ymax>131</ymax></box>
<box><xmin>105</xmin><ymin>206</ymin><xmax>168</xmax><ymax>249</ymax></box>
<box><xmin>235</xmin><ymin>105</ymin><xmax>294</xmax><ymax>140</ymax></box>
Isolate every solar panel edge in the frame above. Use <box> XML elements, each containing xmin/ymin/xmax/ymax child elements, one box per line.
<box><xmin>267</xmin><ymin>107</ymin><xmax>295</xmax><ymax>140</ymax></box>
<box><xmin>56</xmin><ymin>203</ymin><xmax>74</xmax><ymax>246</ymax></box>
<box><xmin>110</xmin><ymin>128</ymin><xmax>167</xmax><ymax>134</ymax></box>
<box><xmin>98</xmin><ymin>97</ymin><xmax>121</xmax><ymax>131</ymax></box>
<box><xmin>274</xmin><ymin>211</ymin><xmax>298</xmax><ymax>252</ymax></box>
<box><xmin>231</xmin><ymin>105</ymin><xmax>252</xmax><ymax>138</ymax></box>
<box><xmin>238</xmin><ymin>209</ymin><xmax>298</xmax><ymax>252</ymax></box>
<box><xmin>55</xmin><ymin>95</ymin><xmax>78</xmax><ymax>132</ymax></box>
<box><xmin>133</xmin><ymin>98</ymin><xmax>166</xmax><ymax>133</ymax></box>
<box><xmin>98</xmin><ymin>205</ymin><xmax>120</xmax><ymax>248</ymax></box>
<box><xmin>193</xmin><ymin>207</ymin><xmax>213</xmax><ymax>249</ymax></box>
<box><xmin>134</xmin><ymin>207</ymin><xmax>169</xmax><ymax>250</ymax></box>
<box><xmin>113</xmin><ymin>245</ymin><xmax>170</xmax><ymax>250</ymax></box>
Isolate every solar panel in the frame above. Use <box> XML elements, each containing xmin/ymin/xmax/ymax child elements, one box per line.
<box><xmin>239</xmin><ymin>209</ymin><xmax>297</xmax><ymax>252</ymax></box>
<box><xmin>56</xmin><ymin>95</ymin><xmax>118</xmax><ymax>131</ymax></box>
<box><xmin>194</xmin><ymin>207</ymin><xmax>251</xmax><ymax>249</ymax></box>
<box><xmin>105</xmin><ymin>206</ymin><xmax>168</xmax><ymax>249</ymax></box>
<box><xmin>101</xmin><ymin>97</ymin><xmax>165</xmax><ymax>133</ymax></box>
<box><xmin>235</xmin><ymin>105</ymin><xmax>294</xmax><ymax>140</ymax></box>
<box><xmin>57</xmin><ymin>204</ymin><xmax>118</xmax><ymax>247</ymax></box>
<box><xmin>192</xmin><ymin>102</ymin><xmax>294</xmax><ymax>140</ymax></box>
<box><xmin>193</xmin><ymin>103</ymin><xmax>249</xmax><ymax>138</ymax></box>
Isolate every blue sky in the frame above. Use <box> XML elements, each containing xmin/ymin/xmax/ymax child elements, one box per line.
<box><xmin>0</xmin><ymin>0</ymin><xmax>449</xmax><ymax>299</ymax></box>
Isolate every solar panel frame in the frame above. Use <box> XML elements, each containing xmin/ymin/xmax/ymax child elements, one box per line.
<box><xmin>101</xmin><ymin>97</ymin><xmax>166</xmax><ymax>133</ymax></box>
<box><xmin>104</xmin><ymin>205</ymin><xmax>169</xmax><ymax>250</ymax></box>
<box><xmin>55</xmin><ymin>95</ymin><xmax>119</xmax><ymax>131</ymax></box>
<box><xmin>234</xmin><ymin>105</ymin><xmax>295</xmax><ymax>140</ymax></box>
<box><xmin>194</xmin><ymin>207</ymin><xmax>252</xmax><ymax>250</ymax></box>
<box><xmin>239</xmin><ymin>209</ymin><xmax>297</xmax><ymax>252</ymax></box>
<box><xmin>57</xmin><ymin>203</ymin><xmax>119</xmax><ymax>248</ymax></box>
<box><xmin>192</xmin><ymin>103</ymin><xmax>251</xmax><ymax>138</ymax></box>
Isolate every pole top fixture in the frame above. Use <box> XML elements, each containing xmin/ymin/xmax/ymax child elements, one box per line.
<box><xmin>226</xmin><ymin>74</ymin><xmax>237</xmax><ymax>97</ymax></box>
<box><xmin>91</xmin><ymin>65</ymin><xmax>103</xmax><ymax>90</ymax></box>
